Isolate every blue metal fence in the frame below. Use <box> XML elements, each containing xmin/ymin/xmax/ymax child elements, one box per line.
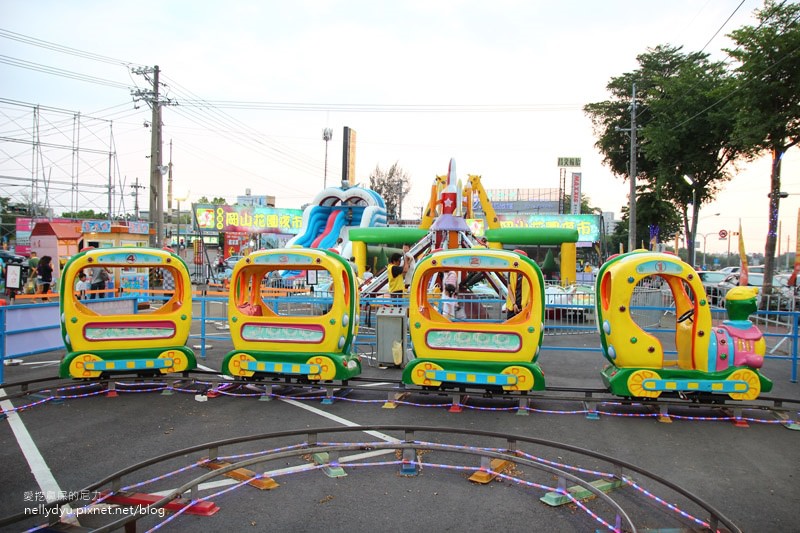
<box><xmin>2</xmin><ymin>294</ymin><xmax>798</xmax><ymax>384</ymax></box>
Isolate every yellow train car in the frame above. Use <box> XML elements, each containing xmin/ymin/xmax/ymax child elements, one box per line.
<box><xmin>402</xmin><ymin>248</ymin><xmax>546</xmax><ymax>391</ymax></box>
<box><xmin>222</xmin><ymin>248</ymin><xmax>361</xmax><ymax>381</ymax></box>
<box><xmin>596</xmin><ymin>251</ymin><xmax>772</xmax><ymax>400</ymax></box>
<box><xmin>59</xmin><ymin>247</ymin><xmax>196</xmax><ymax>378</ymax></box>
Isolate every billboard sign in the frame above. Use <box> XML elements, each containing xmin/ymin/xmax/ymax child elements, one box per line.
<box><xmin>195</xmin><ymin>204</ymin><xmax>304</xmax><ymax>234</ymax></box>
<box><xmin>557</xmin><ymin>157</ymin><xmax>581</xmax><ymax>167</ymax></box>
<box><xmin>571</xmin><ymin>172</ymin><xmax>582</xmax><ymax>214</ymax></box>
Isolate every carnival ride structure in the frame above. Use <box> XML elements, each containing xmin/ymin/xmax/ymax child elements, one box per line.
<box><xmin>58</xmin><ymin>247</ymin><xmax>197</xmax><ymax>379</ymax></box>
<box><xmin>285</xmin><ymin>185</ymin><xmax>387</xmax><ymax>260</ymax></box>
<box><xmin>596</xmin><ymin>250</ymin><xmax>772</xmax><ymax>400</ymax></box>
<box><xmin>403</xmin><ymin>247</ymin><xmax>546</xmax><ymax>392</ymax></box>
<box><xmin>221</xmin><ymin>248</ymin><xmax>361</xmax><ymax>381</ymax></box>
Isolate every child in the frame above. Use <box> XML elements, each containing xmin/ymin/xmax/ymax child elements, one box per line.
<box><xmin>75</xmin><ymin>271</ymin><xmax>88</xmax><ymax>300</ymax></box>
<box><xmin>442</xmin><ymin>283</ymin><xmax>465</xmax><ymax>320</ymax></box>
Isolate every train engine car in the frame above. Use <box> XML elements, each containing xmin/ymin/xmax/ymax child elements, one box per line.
<box><xmin>402</xmin><ymin>248</ymin><xmax>546</xmax><ymax>392</ymax></box>
<box><xmin>59</xmin><ymin>247</ymin><xmax>196</xmax><ymax>378</ymax></box>
<box><xmin>596</xmin><ymin>251</ymin><xmax>772</xmax><ymax>400</ymax></box>
<box><xmin>221</xmin><ymin>248</ymin><xmax>361</xmax><ymax>382</ymax></box>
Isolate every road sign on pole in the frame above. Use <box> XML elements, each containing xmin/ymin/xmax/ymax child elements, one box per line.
<box><xmin>719</xmin><ymin>229</ymin><xmax>728</xmax><ymax>240</ymax></box>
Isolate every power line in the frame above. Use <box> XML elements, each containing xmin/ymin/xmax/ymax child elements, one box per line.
<box><xmin>699</xmin><ymin>0</ymin><xmax>747</xmax><ymax>53</ymax></box>
<box><xmin>175</xmin><ymin>100</ymin><xmax>582</xmax><ymax>113</ymax></box>
<box><xmin>0</xmin><ymin>27</ymin><xmax>141</xmax><ymax>67</ymax></box>
<box><xmin>0</xmin><ymin>55</ymin><xmax>132</xmax><ymax>89</ymax></box>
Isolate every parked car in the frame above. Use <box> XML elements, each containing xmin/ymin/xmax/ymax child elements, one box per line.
<box><xmin>697</xmin><ymin>271</ymin><xmax>729</xmax><ymax>307</ymax></box>
<box><xmin>711</xmin><ymin>272</ymin><xmax>797</xmax><ymax>309</ymax></box>
<box><xmin>224</xmin><ymin>255</ymin><xmax>245</xmax><ymax>270</ymax></box>
<box><xmin>717</xmin><ymin>265</ymin><xmax>763</xmax><ymax>275</ymax></box>
<box><xmin>0</xmin><ymin>250</ymin><xmax>27</xmax><ymax>264</ymax></box>
<box><xmin>0</xmin><ymin>250</ymin><xmax>31</xmax><ymax>280</ymax></box>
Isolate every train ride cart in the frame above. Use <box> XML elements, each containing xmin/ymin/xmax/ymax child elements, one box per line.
<box><xmin>596</xmin><ymin>250</ymin><xmax>772</xmax><ymax>400</ymax></box>
<box><xmin>221</xmin><ymin>248</ymin><xmax>361</xmax><ymax>382</ymax></box>
<box><xmin>59</xmin><ymin>247</ymin><xmax>196</xmax><ymax>378</ymax></box>
<box><xmin>403</xmin><ymin>248</ymin><xmax>546</xmax><ymax>392</ymax></box>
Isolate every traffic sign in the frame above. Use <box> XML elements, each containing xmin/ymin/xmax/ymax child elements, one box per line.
<box><xmin>719</xmin><ymin>229</ymin><xmax>728</xmax><ymax>239</ymax></box>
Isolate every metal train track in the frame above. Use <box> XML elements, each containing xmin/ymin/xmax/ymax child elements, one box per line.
<box><xmin>1</xmin><ymin>371</ymin><xmax>798</xmax><ymax>423</ymax></box>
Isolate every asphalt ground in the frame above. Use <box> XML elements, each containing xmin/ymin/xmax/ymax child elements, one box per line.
<box><xmin>0</xmin><ymin>309</ymin><xmax>799</xmax><ymax>532</ymax></box>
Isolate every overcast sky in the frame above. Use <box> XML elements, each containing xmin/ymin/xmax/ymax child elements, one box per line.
<box><xmin>2</xmin><ymin>0</ymin><xmax>798</xmax><ymax>256</ymax></box>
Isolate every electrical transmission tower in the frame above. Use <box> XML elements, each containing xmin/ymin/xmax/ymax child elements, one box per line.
<box><xmin>131</xmin><ymin>65</ymin><xmax>176</xmax><ymax>247</ymax></box>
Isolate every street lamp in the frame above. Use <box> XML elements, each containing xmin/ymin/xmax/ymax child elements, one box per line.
<box><xmin>683</xmin><ymin>175</ymin><xmax>699</xmax><ymax>266</ymax></box>
<box><xmin>593</xmin><ymin>208</ymin><xmax>606</xmax><ymax>263</ymax></box>
<box><xmin>174</xmin><ymin>192</ymin><xmax>189</xmax><ymax>256</ymax></box>
<box><xmin>697</xmin><ymin>213</ymin><xmax>721</xmax><ymax>267</ymax></box>
<box><xmin>322</xmin><ymin>128</ymin><xmax>333</xmax><ymax>189</ymax></box>
<box><xmin>700</xmin><ymin>232</ymin><xmax>717</xmax><ymax>268</ymax></box>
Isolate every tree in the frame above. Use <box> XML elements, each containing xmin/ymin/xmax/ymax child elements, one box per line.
<box><xmin>643</xmin><ymin>52</ymin><xmax>741</xmax><ymax>267</ymax></box>
<box><xmin>196</xmin><ymin>196</ymin><xmax>227</xmax><ymax>205</ymax></box>
<box><xmin>61</xmin><ymin>209</ymin><xmax>108</xmax><ymax>219</ymax></box>
<box><xmin>560</xmin><ymin>193</ymin><xmax>596</xmax><ymax>214</ymax></box>
<box><xmin>584</xmin><ymin>46</ymin><xmax>741</xmax><ymax>265</ymax></box>
<box><xmin>610</xmin><ymin>186</ymin><xmax>682</xmax><ymax>251</ymax></box>
<box><xmin>727</xmin><ymin>0</ymin><xmax>800</xmax><ymax>297</ymax></box>
<box><xmin>368</xmin><ymin>162</ymin><xmax>411</xmax><ymax>220</ymax></box>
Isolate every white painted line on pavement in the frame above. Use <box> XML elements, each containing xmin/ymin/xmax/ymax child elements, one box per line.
<box><xmin>196</xmin><ymin>363</ymin><xmax>233</xmax><ymax>380</ymax></box>
<box><xmin>0</xmin><ymin>388</ymin><xmax>79</xmax><ymax>524</ymax></box>
<box><xmin>281</xmin><ymin>398</ymin><xmax>401</xmax><ymax>443</ymax></box>
<box><xmin>153</xmin><ymin>448</ymin><xmax>397</xmax><ymax>495</ymax></box>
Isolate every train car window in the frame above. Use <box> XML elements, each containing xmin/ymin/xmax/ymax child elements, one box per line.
<box><xmin>628</xmin><ymin>276</ymin><xmax>666</xmax><ymax>331</ymax></box>
<box><xmin>260</xmin><ymin>268</ymin><xmax>334</xmax><ymax>318</ymax></box>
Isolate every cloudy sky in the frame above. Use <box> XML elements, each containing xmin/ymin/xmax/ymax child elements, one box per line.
<box><xmin>2</xmin><ymin>0</ymin><xmax>798</xmax><ymax>255</ymax></box>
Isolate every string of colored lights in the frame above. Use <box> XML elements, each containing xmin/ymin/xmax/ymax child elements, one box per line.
<box><xmin>20</xmin><ymin>433</ymin><xmax>740</xmax><ymax>532</ymax></box>
<box><xmin>1</xmin><ymin>381</ymin><xmax>797</xmax><ymax>427</ymax></box>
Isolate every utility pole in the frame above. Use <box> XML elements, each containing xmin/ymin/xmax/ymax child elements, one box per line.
<box><xmin>628</xmin><ymin>84</ymin><xmax>637</xmax><ymax>253</ymax></box>
<box><xmin>167</xmin><ymin>139</ymin><xmax>173</xmax><ymax>215</ymax></box>
<box><xmin>132</xmin><ymin>65</ymin><xmax>175</xmax><ymax>247</ymax></box>
<box><xmin>131</xmin><ymin>177</ymin><xmax>145</xmax><ymax>219</ymax></box>
<box><xmin>616</xmin><ymin>84</ymin><xmax>639</xmax><ymax>253</ymax></box>
<box><xmin>149</xmin><ymin>65</ymin><xmax>162</xmax><ymax>247</ymax></box>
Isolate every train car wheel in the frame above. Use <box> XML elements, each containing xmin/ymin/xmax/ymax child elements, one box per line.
<box><xmin>69</xmin><ymin>354</ymin><xmax>103</xmax><ymax>379</ymax></box>
<box><xmin>501</xmin><ymin>366</ymin><xmax>535</xmax><ymax>391</ymax></box>
<box><xmin>727</xmin><ymin>369</ymin><xmax>761</xmax><ymax>401</ymax></box>
<box><xmin>410</xmin><ymin>362</ymin><xmax>444</xmax><ymax>387</ymax></box>
<box><xmin>158</xmin><ymin>349</ymin><xmax>189</xmax><ymax>373</ymax></box>
<box><xmin>228</xmin><ymin>353</ymin><xmax>256</xmax><ymax>378</ymax></box>
<box><xmin>307</xmin><ymin>356</ymin><xmax>336</xmax><ymax>381</ymax></box>
<box><xmin>627</xmin><ymin>369</ymin><xmax>662</xmax><ymax>398</ymax></box>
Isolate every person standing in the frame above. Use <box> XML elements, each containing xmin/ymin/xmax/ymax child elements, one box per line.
<box><xmin>36</xmin><ymin>255</ymin><xmax>53</xmax><ymax>301</ymax></box>
<box><xmin>90</xmin><ymin>265</ymin><xmax>110</xmax><ymax>299</ymax></box>
<box><xmin>347</xmin><ymin>256</ymin><xmax>359</xmax><ymax>277</ymax></box>
<box><xmin>75</xmin><ymin>271</ymin><xmax>88</xmax><ymax>300</ymax></box>
<box><xmin>505</xmin><ymin>250</ymin><xmax>530</xmax><ymax>320</ymax></box>
<box><xmin>444</xmin><ymin>270</ymin><xmax>457</xmax><ymax>289</ymax></box>
<box><xmin>387</xmin><ymin>252</ymin><xmax>408</xmax><ymax>302</ymax></box>
<box><xmin>361</xmin><ymin>264</ymin><xmax>374</xmax><ymax>285</ymax></box>
<box><xmin>27</xmin><ymin>251</ymin><xmax>39</xmax><ymax>282</ymax></box>
<box><xmin>442</xmin><ymin>283</ymin><xmax>464</xmax><ymax>320</ymax></box>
